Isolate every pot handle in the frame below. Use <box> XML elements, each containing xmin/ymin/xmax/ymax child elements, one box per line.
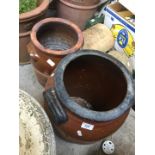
<box><xmin>43</xmin><ymin>88</ymin><xmax>68</xmax><ymax>124</ymax></box>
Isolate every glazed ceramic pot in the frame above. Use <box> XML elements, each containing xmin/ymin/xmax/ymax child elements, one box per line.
<box><xmin>19</xmin><ymin>0</ymin><xmax>50</xmax><ymax>64</ymax></box>
<box><xmin>28</xmin><ymin>17</ymin><xmax>84</xmax><ymax>87</ymax></box>
<box><xmin>43</xmin><ymin>50</ymin><xmax>135</xmax><ymax>143</ymax></box>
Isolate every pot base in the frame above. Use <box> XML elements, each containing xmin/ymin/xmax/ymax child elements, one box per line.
<box><xmin>53</xmin><ymin>124</ymin><xmax>99</xmax><ymax>144</ymax></box>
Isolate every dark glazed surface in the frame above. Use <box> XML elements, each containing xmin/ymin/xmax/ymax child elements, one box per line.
<box><xmin>44</xmin><ymin>77</ymin><xmax>130</xmax><ymax>143</ymax></box>
<box><xmin>64</xmin><ymin>55</ymin><xmax>127</xmax><ymax>111</ymax></box>
<box><xmin>54</xmin><ymin>50</ymin><xmax>134</xmax><ymax>121</ymax></box>
<box><xmin>44</xmin><ymin>50</ymin><xmax>134</xmax><ymax>143</ymax></box>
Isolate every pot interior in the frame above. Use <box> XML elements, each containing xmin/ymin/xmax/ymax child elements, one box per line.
<box><xmin>64</xmin><ymin>55</ymin><xmax>127</xmax><ymax>111</ymax></box>
<box><xmin>36</xmin><ymin>22</ymin><xmax>78</xmax><ymax>51</ymax></box>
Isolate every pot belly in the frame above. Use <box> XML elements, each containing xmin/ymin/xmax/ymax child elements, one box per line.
<box><xmin>45</xmin><ymin>101</ymin><xmax>129</xmax><ymax>143</ymax></box>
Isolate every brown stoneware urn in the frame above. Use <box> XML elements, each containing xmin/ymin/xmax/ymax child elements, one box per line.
<box><xmin>19</xmin><ymin>0</ymin><xmax>50</xmax><ymax>64</ymax></box>
<box><xmin>57</xmin><ymin>0</ymin><xmax>102</xmax><ymax>30</ymax></box>
<box><xmin>28</xmin><ymin>18</ymin><xmax>84</xmax><ymax>87</ymax></box>
<box><xmin>43</xmin><ymin>50</ymin><xmax>135</xmax><ymax>144</ymax></box>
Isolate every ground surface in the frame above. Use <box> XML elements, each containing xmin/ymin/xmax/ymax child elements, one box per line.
<box><xmin>19</xmin><ymin>64</ymin><xmax>135</xmax><ymax>155</ymax></box>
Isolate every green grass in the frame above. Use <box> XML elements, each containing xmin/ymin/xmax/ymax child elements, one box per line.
<box><xmin>19</xmin><ymin>0</ymin><xmax>37</xmax><ymax>14</ymax></box>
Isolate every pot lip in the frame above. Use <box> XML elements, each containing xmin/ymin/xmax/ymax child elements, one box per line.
<box><xmin>59</xmin><ymin>0</ymin><xmax>100</xmax><ymax>9</ymax></box>
<box><xmin>30</xmin><ymin>18</ymin><xmax>84</xmax><ymax>56</ymax></box>
<box><xmin>19</xmin><ymin>0</ymin><xmax>49</xmax><ymax>21</ymax></box>
<box><xmin>54</xmin><ymin>50</ymin><xmax>135</xmax><ymax>122</ymax></box>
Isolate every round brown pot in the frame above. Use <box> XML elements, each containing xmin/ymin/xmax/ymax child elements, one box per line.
<box><xmin>19</xmin><ymin>0</ymin><xmax>50</xmax><ymax>64</ymax></box>
<box><xmin>28</xmin><ymin>18</ymin><xmax>84</xmax><ymax>86</ymax></box>
<box><xmin>63</xmin><ymin>0</ymin><xmax>99</xmax><ymax>6</ymax></box>
<box><xmin>19</xmin><ymin>0</ymin><xmax>50</xmax><ymax>23</ymax></box>
<box><xmin>43</xmin><ymin>50</ymin><xmax>135</xmax><ymax>144</ymax></box>
<box><xmin>57</xmin><ymin>0</ymin><xmax>101</xmax><ymax>30</ymax></box>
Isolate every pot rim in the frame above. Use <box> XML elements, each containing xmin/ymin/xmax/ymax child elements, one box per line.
<box><xmin>19</xmin><ymin>0</ymin><xmax>49</xmax><ymax>21</ymax></box>
<box><xmin>59</xmin><ymin>0</ymin><xmax>100</xmax><ymax>10</ymax></box>
<box><xmin>31</xmin><ymin>18</ymin><xmax>84</xmax><ymax>56</ymax></box>
<box><xmin>54</xmin><ymin>50</ymin><xmax>135</xmax><ymax>122</ymax></box>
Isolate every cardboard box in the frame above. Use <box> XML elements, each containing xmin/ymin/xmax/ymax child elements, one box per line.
<box><xmin>100</xmin><ymin>2</ymin><xmax>135</xmax><ymax>68</ymax></box>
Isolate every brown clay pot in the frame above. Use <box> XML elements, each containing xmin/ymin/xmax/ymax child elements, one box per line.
<box><xmin>19</xmin><ymin>32</ymin><xmax>31</xmax><ymax>64</ymax></box>
<box><xmin>19</xmin><ymin>0</ymin><xmax>50</xmax><ymax>26</ymax></box>
<box><xmin>33</xmin><ymin>61</ymin><xmax>52</xmax><ymax>87</ymax></box>
<box><xmin>63</xmin><ymin>0</ymin><xmax>99</xmax><ymax>6</ymax></box>
<box><xmin>27</xmin><ymin>42</ymin><xmax>55</xmax><ymax>87</ymax></box>
<box><xmin>28</xmin><ymin>18</ymin><xmax>84</xmax><ymax>86</ymax></box>
<box><xmin>57</xmin><ymin>0</ymin><xmax>101</xmax><ymax>30</ymax></box>
<box><xmin>19</xmin><ymin>0</ymin><xmax>50</xmax><ymax>64</ymax></box>
<box><xmin>43</xmin><ymin>50</ymin><xmax>135</xmax><ymax>144</ymax></box>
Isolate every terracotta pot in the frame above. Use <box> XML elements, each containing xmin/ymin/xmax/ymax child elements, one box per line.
<box><xmin>19</xmin><ymin>0</ymin><xmax>50</xmax><ymax>24</ymax></box>
<box><xmin>28</xmin><ymin>18</ymin><xmax>84</xmax><ymax>86</ymax></box>
<box><xmin>43</xmin><ymin>50</ymin><xmax>135</xmax><ymax>143</ymax></box>
<box><xmin>19</xmin><ymin>0</ymin><xmax>50</xmax><ymax>64</ymax></box>
<box><xmin>57</xmin><ymin>0</ymin><xmax>101</xmax><ymax>30</ymax></box>
<box><xmin>63</xmin><ymin>0</ymin><xmax>99</xmax><ymax>6</ymax></box>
